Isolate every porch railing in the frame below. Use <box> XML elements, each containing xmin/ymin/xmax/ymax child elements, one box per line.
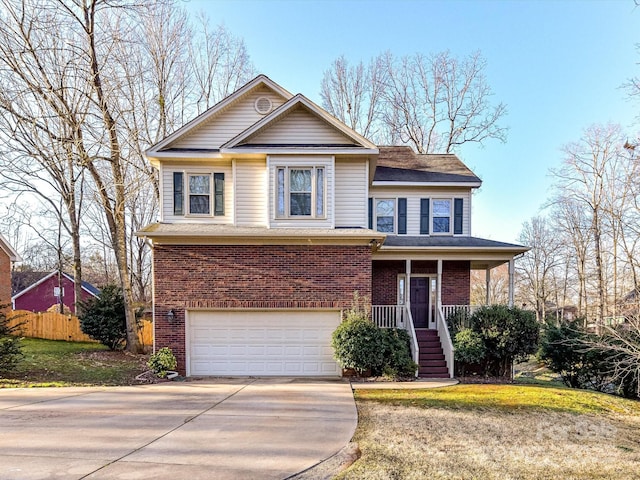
<box><xmin>372</xmin><ymin>305</ymin><xmax>419</xmax><ymax>376</ymax></box>
<box><xmin>441</xmin><ymin>304</ymin><xmax>482</xmax><ymax>321</ymax></box>
<box><xmin>436</xmin><ymin>306</ymin><xmax>455</xmax><ymax>378</ymax></box>
<box><xmin>371</xmin><ymin>305</ymin><xmax>407</xmax><ymax>329</ymax></box>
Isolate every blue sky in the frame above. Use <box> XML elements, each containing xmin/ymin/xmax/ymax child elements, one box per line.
<box><xmin>187</xmin><ymin>0</ymin><xmax>639</xmax><ymax>243</ymax></box>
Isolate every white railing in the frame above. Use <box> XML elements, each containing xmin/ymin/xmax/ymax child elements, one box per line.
<box><xmin>372</xmin><ymin>305</ymin><xmax>418</xmax><ymax>376</ymax></box>
<box><xmin>371</xmin><ymin>305</ymin><xmax>406</xmax><ymax>329</ymax></box>
<box><xmin>441</xmin><ymin>304</ymin><xmax>482</xmax><ymax>321</ymax></box>
<box><xmin>437</xmin><ymin>306</ymin><xmax>455</xmax><ymax>378</ymax></box>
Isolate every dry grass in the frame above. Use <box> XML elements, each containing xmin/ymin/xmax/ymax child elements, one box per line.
<box><xmin>338</xmin><ymin>386</ymin><xmax>640</xmax><ymax>480</ymax></box>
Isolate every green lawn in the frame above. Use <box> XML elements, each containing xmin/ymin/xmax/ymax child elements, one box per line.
<box><xmin>338</xmin><ymin>385</ymin><xmax>640</xmax><ymax>480</ymax></box>
<box><xmin>0</xmin><ymin>338</ymin><xmax>149</xmax><ymax>387</ymax></box>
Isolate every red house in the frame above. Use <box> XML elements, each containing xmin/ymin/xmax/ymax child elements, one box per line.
<box><xmin>12</xmin><ymin>271</ymin><xmax>100</xmax><ymax>313</ymax></box>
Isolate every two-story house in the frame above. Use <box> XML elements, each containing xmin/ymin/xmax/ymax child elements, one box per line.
<box><xmin>138</xmin><ymin>75</ymin><xmax>527</xmax><ymax>378</ymax></box>
<box><xmin>0</xmin><ymin>233</ymin><xmax>20</xmax><ymax>310</ymax></box>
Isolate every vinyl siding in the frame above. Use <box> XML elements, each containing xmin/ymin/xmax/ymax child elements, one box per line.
<box><xmin>368</xmin><ymin>187</ymin><xmax>472</xmax><ymax>236</ymax></box>
<box><xmin>268</xmin><ymin>155</ymin><xmax>334</xmax><ymax>228</ymax></box>
<box><xmin>235</xmin><ymin>159</ymin><xmax>268</xmax><ymax>226</ymax></box>
<box><xmin>170</xmin><ymin>86</ymin><xmax>287</xmax><ymax>149</ymax></box>
<box><xmin>246</xmin><ymin>107</ymin><xmax>355</xmax><ymax>145</ymax></box>
<box><xmin>334</xmin><ymin>159</ymin><xmax>367</xmax><ymax>228</ymax></box>
<box><xmin>161</xmin><ymin>161</ymin><xmax>233</xmax><ymax>224</ymax></box>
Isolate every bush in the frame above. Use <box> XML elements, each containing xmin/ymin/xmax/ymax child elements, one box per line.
<box><xmin>539</xmin><ymin>319</ymin><xmax>612</xmax><ymax>392</ymax></box>
<box><xmin>380</xmin><ymin>328</ymin><xmax>418</xmax><ymax>378</ymax></box>
<box><xmin>332</xmin><ymin>316</ymin><xmax>384</xmax><ymax>375</ymax></box>
<box><xmin>0</xmin><ymin>306</ymin><xmax>23</xmax><ymax>374</ymax></box>
<box><xmin>453</xmin><ymin>305</ymin><xmax>539</xmax><ymax>378</ymax></box>
<box><xmin>147</xmin><ymin>347</ymin><xmax>177</xmax><ymax>378</ymax></box>
<box><xmin>78</xmin><ymin>285</ymin><xmax>128</xmax><ymax>350</ymax></box>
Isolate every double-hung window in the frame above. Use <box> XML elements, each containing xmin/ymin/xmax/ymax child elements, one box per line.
<box><xmin>432</xmin><ymin>199</ymin><xmax>452</xmax><ymax>234</ymax></box>
<box><xmin>276</xmin><ymin>166</ymin><xmax>325</xmax><ymax>218</ymax></box>
<box><xmin>189</xmin><ymin>174</ymin><xmax>210</xmax><ymax>215</ymax></box>
<box><xmin>173</xmin><ymin>172</ymin><xmax>224</xmax><ymax>216</ymax></box>
<box><xmin>376</xmin><ymin>199</ymin><xmax>395</xmax><ymax>233</ymax></box>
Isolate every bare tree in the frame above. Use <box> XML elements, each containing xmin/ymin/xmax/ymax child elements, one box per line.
<box><xmin>321</xmin><ymin>50</ymin><xmax>507</xmax><ymax>153</ymax></box>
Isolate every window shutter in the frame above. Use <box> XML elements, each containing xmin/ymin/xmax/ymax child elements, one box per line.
<box><xmin>454</xmin><ymin>198</ymin><xmax>463</xmax><ymax>234</ymax></box>
<box><xmin>420</xmin><ymin>199</ymin><xmax>430</xmax><ymax>234</ymax></box>
<box><xmin>397</xmin><ymin>198</ymin><xmax>407</xmax><ymax>234</ymax></box>
<box><xmin>173</xmin><ymin>172</ymin><xmax>183</xmax><ymax>215</ymax></box>
<box><xmin>214</xmin><ymin>173</ymin><xmax>224</xmax><ymax>216</ymax></box>
<box><xmin>368</xmin><ymin>198</ymin><xmax>373</xmax><ymax>229</ymax></box>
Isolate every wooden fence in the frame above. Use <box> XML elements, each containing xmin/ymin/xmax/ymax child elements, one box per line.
<box><xmin>8</xmin><ymin>310</ymin><xmax>153</xmax><ymax>348</ymax></box>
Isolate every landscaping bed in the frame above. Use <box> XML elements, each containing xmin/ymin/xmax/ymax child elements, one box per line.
<box><xmin>337</xmin><ymin>384</ymin><xmax>640</xmax><ymax>480</ymax></box>
<box><xmin>0</xmin><ymin>338</ymin><xmax>151</xmax><ymax>387</ymax></box>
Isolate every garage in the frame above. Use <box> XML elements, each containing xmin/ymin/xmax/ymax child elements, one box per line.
<box><xmin>187</xmin><ymin>310</ymin><xmax>342</xmax><ymax>376</ymax></box>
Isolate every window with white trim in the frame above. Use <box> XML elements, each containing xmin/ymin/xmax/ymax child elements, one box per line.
<box><xmin>276</xmin><ymin>166</ymin><xmax>325</xmax><ymax>218</ymax></box>
<box><xmin>397</xmin><ymin>275</ymin><xmax>406</xmax><ymax>305</ymax></box>
<box><xmin>432</xmin><ymin>199</ymin><xmax>452</xmax><ymax>234</ymax></box>
<box><xmin>188</xmin><ymin>174</ymin><xmax>211</xmax><ymax>215</ymax></box>
<box><xmin>375</xmin><ymin>199</ymin><xmax>395</xmax><ymax>233</ymax></box>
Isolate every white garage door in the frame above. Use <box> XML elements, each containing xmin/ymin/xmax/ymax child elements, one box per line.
<box><xmin>187</xmin><ymin>310</ymin><xmax>341</xmax><ymax>376</ymax></box>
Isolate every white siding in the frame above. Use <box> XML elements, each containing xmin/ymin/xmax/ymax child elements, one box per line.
<box><xmin>247</xmin><ymin>107</ymin><xmax>355</xmax><ymax>145</ymax></box>
<box><xmin>170</xmin><ymin>86</ymin><xmax>287</xmax><ymax>149</ymax></box>
<box><xmin>268</xmin><ymin>155</ymin><xmax>334</xmax><ymax>228</ymax></box>
<box><xmin>368</xmin><ymin>187</ymin><xmax>472</xmax><ymax>235</ymax></box>
<box><xmin>161</xmin><ymin>161</ymin><xmax>233</xmax><ymax>224</ymax></box>
<box><xmin>334</xmin><ymin>159</ymin><xmax>368</xmax><ymax>228</ymax></box>
<box><xmin>235</xmin><ymin>159</ymin><xmax>268</xmax><ymax>226</ymax></box>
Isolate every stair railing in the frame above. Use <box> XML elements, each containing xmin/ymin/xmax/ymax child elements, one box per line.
<box><xmin>404</xmin><ymin>307</ymin><xmax>419</xmax><ymax>377</ymax></box>
<box><xmin>436</xmin><ymin>306</ymin><xmax>455</xmax><ymax>378</ymax></box>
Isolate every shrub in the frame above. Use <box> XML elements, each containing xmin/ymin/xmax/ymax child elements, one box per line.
<box><xmin>0</xmin><ymin>306</ymin><xmax>23</xmax><ymax>374</ymax></box>
<box><xmin>78</xmin><ymin>285</ymin><xmax>128</xmax><ymax>350</ymax></box>
<box><xmin>447</xmin><ymin>307</ymin><xmax>472</xmax><ymax>337</ymax></box>
<box><xmin>380</xmin><ymin>328</ymin><xmax>418</xmax><ymax>378</ymax></box>
<box><xmin>453</xmin><ymin>305</ymin><xmax>539</xmax><ymax>378</ymax></box>
<box><xmin>332</xmin><ymin>316</ymin><xmax>384</xmax><ymax>375</ymax></box>
<box><xmin>147</xmin><ymin>347</ymin><xmax>177</xmax><ymax>378</ymax></box>
<box><xmin>539</xmin><ymin>319</ymin><xmax>612</xmax><ymax>392</ymax></box>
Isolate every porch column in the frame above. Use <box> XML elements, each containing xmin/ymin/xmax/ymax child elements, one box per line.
<box><xmin>437</xmin><ymin>259</ymin><xmax>443</xmax><ymax>309</ymax></box>
<box><xmin>485</xmin><ymin>267</ymin><xmax>491</xmax><ymax>305</ymax></box>
<box><xmin>405</xmin><ymin>259</ymin><xmax>411</xmax><ymax>309</ymax></box>
<box><xmin>508</xmin><ymin>259</ymin><xmax>515</xmax><ymax>307</ymax></box>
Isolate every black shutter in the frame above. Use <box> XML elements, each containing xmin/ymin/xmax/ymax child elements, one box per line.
<box><xmin>214</xmin><ymin>173</ymin><xmax>224</xmax><ymax>216</ymax></box>
<box><xmin>420</xmin><ymin>199</ymin><xmax>430</xmax><ymax>234</ymax></box>
<box><xmin>397</xmin><ymin>198</ymin><xmax>407</xmax><ymax>234</ymax></box>
<box><xmin>173</xmin><ymin>172</ymin><xmax>183</xmax><ymax>215</ymax></box>
<box><xmin>454</xmin><ymin>198</ymin><xmax>463</xmax><ymax>234</ymax></box>
<box><xmin>368</xmin><ymin>198</ymin><xmax>373</xmax><ymax>229</ymax></box>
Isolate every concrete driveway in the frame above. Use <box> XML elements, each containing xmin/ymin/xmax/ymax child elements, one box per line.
<box><xmin>0</xmin><ymin>378</ymin><xmax>357</xmax><ymax>480</ymax></box>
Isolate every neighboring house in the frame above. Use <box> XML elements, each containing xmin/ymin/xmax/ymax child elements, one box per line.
<box><xmin>12</xmin><ymin>271</ymin><xmax>100</xmax><ymax>313</ymax></box>
<box><xmin>0</xmin><ymin>234</ymin><xmax>21</xmax><ymax>308</ymax></box>
<box><xmin>138</xmin><ymin>75</ymin><xmax>528</xmax><ymax>378</ymax></box>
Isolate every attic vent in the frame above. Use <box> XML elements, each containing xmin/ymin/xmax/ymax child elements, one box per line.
<box><xmin>254</xmin><ymin>96</ymin><xmax>273</xmax><ymax>115</ymax></box>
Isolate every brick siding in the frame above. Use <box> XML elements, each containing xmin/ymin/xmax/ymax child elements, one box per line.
<box><xmin>371</xmin><ymin>259</ymin><xmax>470</xmax><ymax>305</ymax></box>
<box><xmin>153</xmin><ymin>244</ymin><xmax>372</xmax><ymax>374</ymax></box>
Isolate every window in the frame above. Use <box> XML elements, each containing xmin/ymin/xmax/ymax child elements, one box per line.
<box><xmin>189</xmin><ymin>174</ymin><xmax>210</xmax><ymax>215</ymax></box>
<box><xmin>397</xmin><ymin>275</ymin><xmax>406</xmax><ymax>305</ymax></box>
<box><xmin>375</xmin><ymin>199</ymin><xmax>395</xmax><ymax>233</ymax></box>
<box><xmin>432</xmin><ymin>199</ymin><xmax>451</xmax><ymax>234</ymax></box>
<box><xmin>276</xmin><ymin>167</ymin><xmax>325</xmax><ymax>218</ymax></box>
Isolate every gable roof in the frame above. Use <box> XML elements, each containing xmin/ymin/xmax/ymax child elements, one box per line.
<box><xmin>0</xmin><ymin>233</ymin><xmax>21</xmax><ymax>262</ymax></box>
<box><xmin>373</xmin><ymin>146</ymin><xmax>482</xmax><ymax>186</ymax></box>
<box><xmin>146</xmin><ymin>74</ymin><xmax>293</xmax><ymax>155</ymax></box>
<box><xmin>222</xmin><ymin>94</ymin><xmax>378</xmax><ymax>151</ymax></box>
<box><xmin>11</xmin><ymin>270</ymin><xmax>101</xmax><ymax>301</ymax></box>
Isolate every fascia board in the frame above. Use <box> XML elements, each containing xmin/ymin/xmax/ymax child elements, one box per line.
<box><xmin>371</xmin><ymin>181</ymin><xmax>482</xmax><ymax>188</ymax></box>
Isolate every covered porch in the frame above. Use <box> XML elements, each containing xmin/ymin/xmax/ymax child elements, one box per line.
<box><xmin>369</xmin><ymin>236</ymin><xmax>528</xmax><ymax>378</ymax></box>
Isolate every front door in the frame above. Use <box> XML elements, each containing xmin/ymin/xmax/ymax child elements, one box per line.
<box><xmin>410</xmin><ymin>277</ymin><xmax>430</xmax><ymax>328</ymax></box>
